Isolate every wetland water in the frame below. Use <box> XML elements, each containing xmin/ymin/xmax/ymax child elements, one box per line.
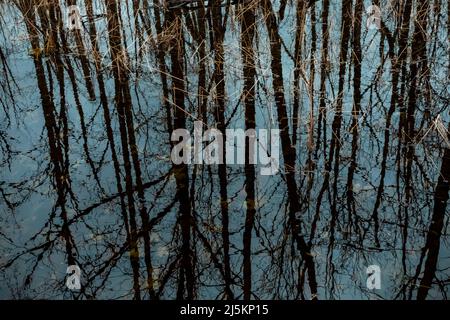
<box><xmin>0</xmin><ymin>0</ymin><xmax>449</xmax><ymax>300</ymax></box>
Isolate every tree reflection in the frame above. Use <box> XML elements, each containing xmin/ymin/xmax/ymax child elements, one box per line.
<box><xmin>0</xmin><ymin>0</ymin><xmax>449</xmax><ymax>300</ymax></box>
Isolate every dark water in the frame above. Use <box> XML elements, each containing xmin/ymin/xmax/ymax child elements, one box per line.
<box><xmin>0</xmin><ymin>0</ymin><xmax>449</xmax><ymax>300</ymax></box>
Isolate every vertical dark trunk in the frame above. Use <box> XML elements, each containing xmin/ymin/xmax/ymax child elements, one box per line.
<box><xmin>67</xmin><ymin>0</ymin><xmax>96</xmax><ymax>101</ymax></box>
<box><xmin>346</xmin><ymin>0</ymin><xmax>363</xmax><ymax>235</ymax></box>
<box><xmin>240</xmin><ymin>2</ymin><xmax>256</xmax><ymax>300</ymax></box>
<box><xmin>315</xmin><ymin>0</ymin><xmax>329</xmax><ymax>159</ymax></box>
<box><xmin>110</xmin><ymin>0</ymin><xmax>157</xmax><ymax>300</ymax></box>
<box><xmin>105</xmin><ymin>0</ymin><xmax>141</xmax><ymax>300</ymax></box>
<box><xmin>165</xmin><ymin>7</ymin><xmax>195</xmax><ymax>300</ymax></box>
<box><xmin>20</xmin><ymin>1</ymin><xmax>75</xmax><ymax>267</ymax></box>
<box><xmin>307</xmin><ymin>2</ymin><xmax>317</xmax><ymax>154</ymax></box>
<box><xmin>84</xmin><ymin>0</ymin><xmax>134</xmax><ymax>294</ymax></box>
<box><xmin>196</xmin><ymin>4</ymin><xmax>208</xmax><ymax>123</ymax></box>
<box><xmin>397</xmin><ymin>0</ymin><xmax>413</xmax><ymax>138</ymax></box>
<box><xmin>210</xmin><ymin>0</ymin><xmax>234</xmax><ymax>299</ymax></box>
<box><xmin>417</xmin><ymin>123</ymin><xmax>450</xmax><ymax>300</ymax></box>
<box><xmin>403</xmin><ymin>0</ymin><xmax>429</xmax><ymax>290</ymax></box>
<box><xmin>152</xmin><ymin>0</ymin><xmax>173</xmax><ymax>134</ymax></box>
<box><xmin>45</xmin><ymin>3</ymin><xmax>70</xmax><ymax>184</ymax></box>
<box><xmin>372</xmin><ymin>3</ymin><xmax>407</xmax><ymax>255</ymax></box>
<box><xmin>292</xmin><ymin>0</ymin><xmax>306</xmax><ymax>148</ymax></box>
<box><xmin>315</xmin><ymin>0</ymin><xmax>352</xmax><ymax>298</ymax></box>
<box><xmin>261</xmin><ymin>0</ymin><xmax>318</xmax><ymax>299</ymax></box>
<box><xmin>329</xmin><ymin>0</ymin><xmax>352</xmax><ymax>204</ymax></box>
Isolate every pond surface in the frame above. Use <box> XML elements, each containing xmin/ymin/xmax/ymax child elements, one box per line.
<box><xmin>0</xmin><ymin>0</ymin><xmax>449</xmax><ymax>300</ymax></box>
